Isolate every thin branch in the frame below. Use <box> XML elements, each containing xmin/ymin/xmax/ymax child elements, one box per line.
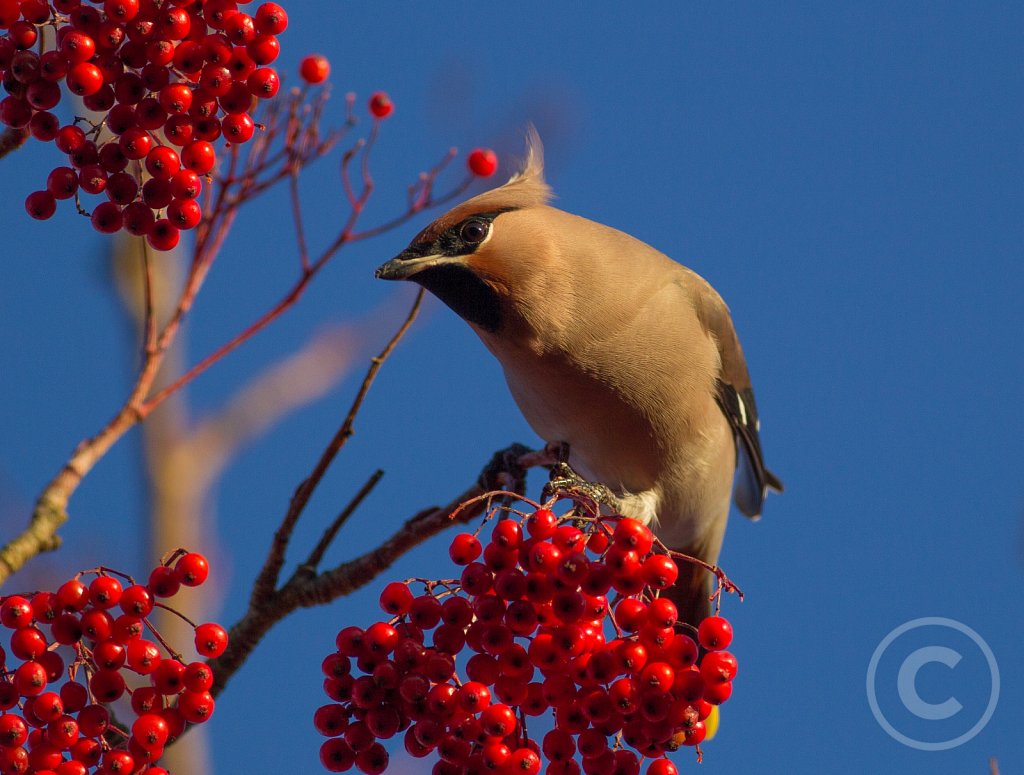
<box><xmin>209</xmin><ymin>481</ymin><xmax>488</xmax><ymax>696</ymax></box>
<box><xmin>289</xmin><ymin>169</ymin><xmax>310</xmax><ymax>272</ymax></box>
<box><xmin>140</xmin><ymin>239</ymin><xmax>157</xmax><ymax>357</ymax></box>
<box><xmin>302</xmin><ymin>468</ymin><xmax>385</xmax><ymax>571</ymax></box>
<box><xmin>250</xmin><ymin>289</ymin><xmax>424</xmax><ymax>603</ymax></box>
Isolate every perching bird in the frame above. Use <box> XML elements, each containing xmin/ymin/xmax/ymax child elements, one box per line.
<box><xmin>376</xmin><ymin>130</ymin><xmax>781</xmax><ymax>627</ymax></box>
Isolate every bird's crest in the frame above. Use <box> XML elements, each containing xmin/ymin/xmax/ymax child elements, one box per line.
<box><xmin>501</xmin><ymin>124</ymin><xmax>552</xmax><ymax>206</ymax></box>
<box><xmin>406</xmin><ymin>128</ymin><xmax>552</xmax><ymax>247</ymax></box>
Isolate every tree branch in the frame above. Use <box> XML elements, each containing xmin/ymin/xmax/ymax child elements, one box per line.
<box><xmin>0</xmin><ymin>126</ymin><xmax>29</xmax><ymax>160</ymax></box>
<box><xmin>251</xmin><ymin>289</ymin><xmax>425</xmax><ymax>603</ymax></box>
<box><xmin>209</xmin><ymin>482</ymin><xmax>488</xmax><ymax>695</ymax></box>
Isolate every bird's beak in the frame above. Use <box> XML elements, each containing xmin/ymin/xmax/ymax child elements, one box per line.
<box><xmin>375</xmin><ymin>249</ymin><xmax>452</xmax><ymax>281</ymax></box>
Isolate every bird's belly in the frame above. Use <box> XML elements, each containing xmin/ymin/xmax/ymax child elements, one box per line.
<box><xmin>502</xmin><ymin>364</ymin><xmax>663</xmax><ymax>493</ymax></box>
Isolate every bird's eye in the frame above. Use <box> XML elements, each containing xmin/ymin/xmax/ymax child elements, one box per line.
<box><xmin>460</xmin><ymin>219</ymin><xmax>489</xmax><ymax>244</ymax></box>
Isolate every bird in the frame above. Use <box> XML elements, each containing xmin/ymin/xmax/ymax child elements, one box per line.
<box><xmin>375</xmin><ymin>130</ymin><xmax>782</xmax><ymax>628</ymax></box>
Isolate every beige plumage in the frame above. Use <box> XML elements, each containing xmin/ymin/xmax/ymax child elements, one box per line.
<box><xmin>376</xmin><ymin>131</ymin><xmax>781</xmax><ymax>625</ymax></box>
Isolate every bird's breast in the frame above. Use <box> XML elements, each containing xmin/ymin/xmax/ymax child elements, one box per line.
<box><xmin>491</xmin><ymin>345</ymin><xmax>669</xmax><ymax>494</ymax></box>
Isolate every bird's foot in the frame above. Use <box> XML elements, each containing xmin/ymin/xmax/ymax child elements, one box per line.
<box><xmin>543</xmin><ymin>461</ymin><xmax>621</xmax><ymax>513</ymax></box>
<box><xmin>477</xmin><ymin>442</ymin><xmax>533</xmax><ymax>495</ymax></box>
<box><xmin>515</xmin><ymin>440</ymin><xmax>570</xmax><ymax>470</ymax></box>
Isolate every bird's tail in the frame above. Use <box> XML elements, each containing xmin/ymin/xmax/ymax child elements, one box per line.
<box><xmin>663</xmin><ymin>554</ymin><xmax>713</xmax><ymax>629</ymax></box>
<box><xmin>706</xmin><ymin>705</ymin><xmax>720</xmax><ymax>740</ymax></box>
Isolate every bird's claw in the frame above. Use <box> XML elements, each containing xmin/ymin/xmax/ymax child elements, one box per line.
<box><xmin>543</xmin><ymin>461</ymin><xmax>620</xmax><ymax>512</ymax></box>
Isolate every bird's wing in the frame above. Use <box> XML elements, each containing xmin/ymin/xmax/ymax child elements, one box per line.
<box><xmin>679</xmin><ymin>270</ymin><xmax>783</xmax><ymax>518</ymax></box>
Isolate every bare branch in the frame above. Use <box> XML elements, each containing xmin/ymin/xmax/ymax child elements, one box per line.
<box><xmin>251</xmin><ymin>289</ymin><xmax>425</xmax><ymax>602</ymax></box>
<box><xmin>302</xmin><ymin>469</ymin><xmax>385</xmax><ymax>572</ymax></box>
<box><xmin>209</xmin><ymin>482</ymin><xmax>488</xmax><ymax>696</ymax></box>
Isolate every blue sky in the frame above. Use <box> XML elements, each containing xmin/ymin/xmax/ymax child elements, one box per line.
<box><xmin>1</xmin><ymin>3</ymin><xmax>1022</xmax><ymax>774</ymax></box>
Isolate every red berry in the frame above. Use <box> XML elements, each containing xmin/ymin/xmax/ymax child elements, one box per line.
<box><xmin>700</xmin><ymin>649</ymin><xmax>738</xmax><ymax>685</ymax></box>
<box><xmin>613</xmin><ymin>518</ymin><xmax>654</xmax><ymax>555</ymax></box>
<box><xmin>171</xmin><ymin>169</ymin><xmax>202</xmax><ymax>200</ymax></box>
<box><xmin>508</xmin><ymin>748</ymin><xmax>541</xmax><ymax>775</ymax></box>
<box><xmin>526</xmin><ymin>509</ymin><xmax>558</xmax><ymax>539</ymax></box>
<box><xmin>65</xmin><ymin>62</ymin><xmax>104</xmax><ymax>96</ymax></box>
<box><xmin>222</xmin><ymin>111</ymin><xmax>255</xmax><ymax>143</ymax></box>
<box><xmin>449</xmin><ymin>532</ymin><xmax>483</xmax><ymax>565</ymax></box>
<box><xmin>119</xmin><ymin>584</ymin><xmax>154</xmax><ymax>617</ymax></box>
<box><xmin>646</xmin><ymin>597</ymin><xmax>678</xmax><ymax>629</ymax></box>
<box><xmin>703</xmin><ymin>680</ymin><xmax>733</xmax><ymax>705</ymax></box>
<box><xmin>60</xmin><ymin>30</ymin><xmax>96</xmax><ymax>64</ymax></box>
<box><xmin>647</xmin><ymin>759</ymin><xmax>678</xmax><ymax>775</ymax></box>
<box><xmin>159</xmin><ymin>83</ymin><xmax>193</xmax><ymax>114</ymax></box>
<box><xmin>182</xmin><ymin>140</ymin><xmax>216</xmax><ymax>174</ymax></box>
<box><xmin>177</xmin><ymin>690</ymin><xmax>215</xmax><ymax>723</ymax></box>
<box><xmin>131</xmin><ymin>713</ymin><xmax>169</xmax><ymax>751</ymax></box>
<box><xmin>29</xmin><ymin>111</ymin><xmax>60</xmax><ymax>141</ymax></box>
<box><xmin>147</xmin><ymin>219</ymin><xmax>180</xmax><ymax>251</ymax></box>
<box><xmin>480</xmin><ymin>703</ymin><xmax>516</xmax><ymax>737</ymax></box>
<box><xmin>80</xmin><ymin>610</ymin><xmax>114</xmax><ymax>642</ymax></box>
<box><xmin>91</xmin><ymin>200</ymin><xmax>123</xmax><ymax>234</ymax></box>
<box><xmin>8</xmin><ymin>20</ymin><xmax>38</xmax><ymax>49</ymax></box>
<box><xmin>194</xmin><ymin>622</ymin><xmax>229</xmax><ymax>658</ymax></box>
<box><xmin>247</xmin><ymin>67</ymin><xmax>279</xmax><ymax>98</ymax></box>
<box><xmin>145</xmin><ymin>145</ymin><xmax>181</xmax><ymax>179</ymax></box>
<box><xmin>255</xmin><ymin>2</ymin><xmax>288</xmax><ymax>34</ymax></box>
<box><xmin>10</xmin><ymin>626</ymin><xmax>48</xmax><ymax>659</ymax></box>
<box><xmin>368</xmin><ymin>91</ymin><xmax>393</xmax><ymax>119</ymax></box>
<box><xmin>126</xmin><ymin>638</ymin><xmax>161</xmax><ymax>674</ymax></box>
<box><xmin>641</xmin><ymin>553</ymin><xmax>678</xmax><ymax>589</ymax></box>
<box><xmin>148</xmin><ymin>564</ymin><xmax>181</xmax><ymax>596</ymax></box>
<box><xmin>378</xmin><ymin>582</ymin><xmax>413</xmax><ymax>616</ymax></box>
<box><xmin>224</xmin><ymin>12</ymin><xmax>256</xmax><ymax>44</ymax></box>
<box><xmin>467</xmin><ymin>148</ymin><xmax>498</xmax><ymax>177</ymax></box>
<box><xmin>158</xmin><ymin>7</ymin><xmax>191</xmax><ymax>40</ymax></box>
<box><xmin>0</xmin><ymin>96</ymin><xmax>31</xmax><ymax>128</ymax></box>
<box><xmin>174</xmin><ymin>552</ymin><xmax>210</xmax><ymax>586</ymax></box>
<box><xmin>25</xmin><ymin>191</ymin><xmax>57</xmax><ymax>220</ymax></box>
<box><xmin>105</xmin><ymin>0</ymin><xmax>140</xmax><ymax>22</ymax></box>
<box><xmin>227</xmin><ymin>46</ymin><xmax>257</xmax><ymax>81</ymax></box>
<box><xmin>0</xmin><ymin>0</ymin><xmax>20</xmax><ymax>28</ymax></box>
<box><xmin>246</xmin><ymin>33</ymin><xmax>280</xmax><ymax>65</ymax></box>
<box><xmin>299</xmin><ymin>54</ymin><xmax>330</xmax><ymax>84</ymax></box>
<box><xmin>320</xmin><ymin>738</ymin><xmax>356</xmax><ymax>772</ymax></box>
<box><xmin>119</xmin><ymin>127</ymin><xmax>153</xmax><ymax>160</ymax></box>
<box><xmin>53</xmin><ymin>582</ymin><xmax>86</xmax><ymax>613</ymax></box>
<box><xmin>167</xmin><ymin>198</ymin><xmax>202</xmax><ymax>229</ymax></box>
<box><xmin>0</xmin><ymin>714</ymin><xmax>27</xmax><ymax>747</ymax></box>
<box><xmin>698</xmin><ymin>615</ymin><xmax>734</xmax><ymax>651</ymax></box>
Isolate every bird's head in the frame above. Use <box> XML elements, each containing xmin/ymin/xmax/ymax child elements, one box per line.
<box><xmin>375</xmin><ymin>128</ymin><xmax>555</xmax><ymax>335</ymax></box>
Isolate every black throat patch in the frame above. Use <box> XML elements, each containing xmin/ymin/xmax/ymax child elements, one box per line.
<box><xmin>413</xmin><ymin>264</ymin><xmax>502</xmax><ymax>332</ymax></box>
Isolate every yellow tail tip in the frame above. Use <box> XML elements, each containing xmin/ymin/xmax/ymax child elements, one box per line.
<box><xmin>705</xmin><ymin>704</ymin><xmax>720</xmax><ymax>740</ymax></box>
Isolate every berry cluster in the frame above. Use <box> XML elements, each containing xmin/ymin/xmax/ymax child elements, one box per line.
<box><xmin>316</xmin><ymin>502</ymin><xmax>738</xmax><ymax>774</ymax></box>
<box><xmin>0</xmin><ymin>551</ymin><xmax>227</xmax><ymax>774</ymax></box>
<box><xmin>0</xmin><ymin>0</ymin><xmax>290</xmax><ymax>250</ymax></box>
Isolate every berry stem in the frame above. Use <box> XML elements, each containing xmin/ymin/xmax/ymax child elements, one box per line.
<box><xmin>142</xmin><ymin>613</ymin><xmax>185</xmax><ymax>662</ymax></box>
